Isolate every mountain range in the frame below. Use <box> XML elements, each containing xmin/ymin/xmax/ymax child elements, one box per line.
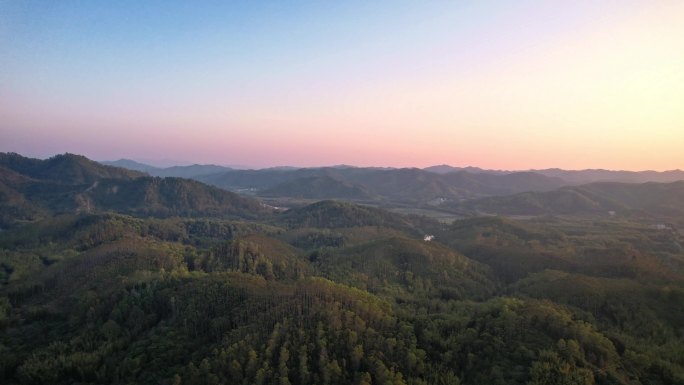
<box><xmin>424</xmin><ymin>164</ymin><xmax>684</xmax><ymax>183</ymax></box>
<box><xmin>101</xmin><ymin>159</ymin><xmax>236</xmax><ymax>178</ymax></box>
<box><xmin>100</xmin><ymin>158</ymin><xmax>684</xmax><ymax>205</ymax></box>
<box><xmin>5</xmin><ymin>154</ymin><xmax>683</xmax><ymax>225</ymax></box>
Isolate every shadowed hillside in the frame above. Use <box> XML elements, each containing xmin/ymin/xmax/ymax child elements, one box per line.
<box><xmin>447</xmin><ymin>181</ymin><xmax>684</xmax><ymax>220</ymax></box>
<box><xmin>276</xmin><ymin>200</ymin><xmax>441</xmax><ymax>235</ymax></box>
<box><xmin>0</xmin><ymin>153</ymin><xmax>272</xmax><ymax>225</ymax></box>
<box><xmin>1</xmin><ymin>153</ymin><xmax>144</xmax><ymax>183</ymax></box>
<box><xmin>195</xmin><ymin>166</ymin><xmax>568</xmax><ymax>203</ymax></box>
<box><xmin>260</xmin><ymin>175</ymin><xmax>375</xmax><ymax>200</ymax></box>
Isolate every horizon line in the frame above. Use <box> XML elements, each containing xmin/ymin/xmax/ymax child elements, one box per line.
<box><xmin>8</xmin><ymin>151</ymin><xmax>682</xmax><ymax>173</ymax></box>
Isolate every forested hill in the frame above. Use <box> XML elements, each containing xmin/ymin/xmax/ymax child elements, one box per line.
<box><xmin>1</xmin><ymin>153</ymin><xmax>145</xmax><ymax>183</ymax></box>
<box><xmin>446</xmin><ymin>181</ymin><xmax>684</xmax><ymax>220</ymax></box>
<box><xmin>80</xmin><ymin>177</ymin><xmax>273</xmax><ymax>219</ymax></box>
<box><xmin>2</xmin><ymin>208</ymin><xmax>682</xmax><ymax>384</ymax></box>
<box><xmin>260</xmin><ymin>175</ymin><xmax>375</xmax><ymax>200</ymax></box>
<box><xmin>0</xmin><ymin>153</ymin><xmax>272</xmax><ymax>225</ymax></box>
<box><xmin>274</xmin><ymin>200</ymin><xmax>443</xmax><ymax>239</ymax></box>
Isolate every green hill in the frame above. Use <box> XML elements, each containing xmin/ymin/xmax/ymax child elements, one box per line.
<box><xmin>444</xmin><ymin>216</ymin><xmax>684</xmax><ymax>283</ymax></box>
<box><xmin>313</xmin><ymin>236</ymin><xmax>495</xmax><ymax>301</ymax></box>
<box><xmin>276</xmin><ymin>200</ymin><xmax>440</xmax><ymax>235</ymax></box>
<box><xmin>0</xmin><ymin>153</ymin><xmax>144</xmax><ymax>183</ymax></box>
<box><xmin>0</xmin><ymin>154</ymin><xmax>272</xmax><ymax>225</ymax></box>
<box><xmin>84</xmin><ymin>177</ymin><xmax>272</xmax><ymax>219</ymax></box>
<box><xmin>2</xmin><ymin>211</ymin><xmax>663</xmax><ymax>385</ymax></box>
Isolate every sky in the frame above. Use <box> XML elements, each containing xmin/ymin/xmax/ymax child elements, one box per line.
<box><xmin>1</xmin><ymin>1</ymin><xmax>683</xmax><ymax>170</ymax></box>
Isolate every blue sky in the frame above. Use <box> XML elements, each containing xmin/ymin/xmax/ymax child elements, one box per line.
<box><xmin>1</xmin><ymin>1</ymin><xmax>682</xmax><ymax>169</ymax></box>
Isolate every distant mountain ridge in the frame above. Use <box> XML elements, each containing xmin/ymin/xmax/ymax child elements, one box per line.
<box><xmin>446</xmin><ymin>180</ymin><xmax>684</xmax><ymax>219</ymax></box>
<box><xmin>101</xmin><ymin>159</ymin><xmax>234</xmax><ymax>178</ymax></box>
<box><xmin>101</xmin><ymin>158</ymin><xmax>684</xmax><ymax>185</ymax></box>
<box><xmin>103</xmin><ymin>158</ymin><xmax>684</xmax><ymax>203</ymax></box>
<box><xmin>196</xmin><ymin>167</ymin><xmax>567</xmax><ymax>203</ymax></box>
<box><xmin>531</xmin><ymin>168</ymin><xmax>684</xmax><ymax>184</ymax></box>
<box><xmin>424</xmin><ymin>164</ymin><xmax>684</xmax><ymax>184</ymax></box>
<box><xmin>423</xmin><ymin>164</ymin><xmax>509</xmax><ymax>175</ymax></box>
<box><xmin>99</xmin><ymin>158</ymin><xmax>160</xmax><ymax>174</ymax></box>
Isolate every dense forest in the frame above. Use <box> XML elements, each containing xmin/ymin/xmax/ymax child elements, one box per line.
<box><xmin>1</xmin><ymin>153</ymin><xmax>683</xmax><ymax>384</ymax></box>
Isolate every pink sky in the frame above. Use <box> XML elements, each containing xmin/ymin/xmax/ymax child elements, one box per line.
<box><xmin>1</xmin><ymin>1</ymin><xmax>682</xmax><ymax>170</ymax></box>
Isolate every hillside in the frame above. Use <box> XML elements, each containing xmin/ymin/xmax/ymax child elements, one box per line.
<box><xmin>197</xmin><ymin>166</ymin><xmax>568</xmax><ymax>203</ymax></box>
<box><xmin>445</xmin><ymin>216</ymin><xmax>684</xmax><ymax>283</ymax></box>
<box><xmin>276</xmin><ymin>200</ymin><xmax>440</xmax><ymax>235</ymax></box>
<box><xmin>1</xmin><ymin>153</ymin><xmax>144</xmax><ymax>183</ymax></box>
<box><xmin>101</xmin><ymin>159</ymin><xmax>234</xmax><ymax>178</ymax></box>
<box><xmin>83</xmin><ymin>177</ymin><xmax>272</xmax><ymax>219</ymax></box>
<box><xmin>344</xmin><ymin>168</ymin><xmax>475</xmax><ymax>201</ymax></box>
<box><xmin>313</xmin><ymin>236</ymin><xmax>495</xmax><ymax>301</ymax></box>
<box><xmin>259</xmin><ymin>175</ymin><xmax>374</xmax><ymax>200</ymax></box>
<box><xmin>3</xmin><ymin>208</ymin><xmax>682</xmax><ymax>384</ymax></box>
<box><xmin>448</xmin><ymin>181</ymin><xmax>684</xmax><ymax>220</ymax></box>
<box><xmin>534</xmin><ymin>168</ymin><xmax>684</xmax><ymax>184</ymax></box>
<box><xmin>99</xmin><ymin>159</ymin><xmax>161</xmax><ymax>174</ymax></box>
<box><xmin>423</xmin><ymin>164</ymin><xmax>684</xmax><ymax>184</ymax></box>
<box><xmin>423</xmin><ymin>164</ymin><xmax>508</xmax><ymax>174</ymax></box>
<box><xmin>0</xmin><ymin>154</ymin><xmax>272</xmax><ymax>225</ymax></box>
<box><xmin>196</xmin><ymin>168</ymin><xmax>336</xmax><ymax>190</ymax></box>
<box><xmin>422</xmin><ymin>170</ymin><xmax>567</xmax><ymax>197</ymax></box>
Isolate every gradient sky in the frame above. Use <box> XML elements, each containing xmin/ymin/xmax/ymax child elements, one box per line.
<box><xmin>1</xmin><ymin>1</ymin><xmax>683</xmax><ymax>170</ymax></box>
